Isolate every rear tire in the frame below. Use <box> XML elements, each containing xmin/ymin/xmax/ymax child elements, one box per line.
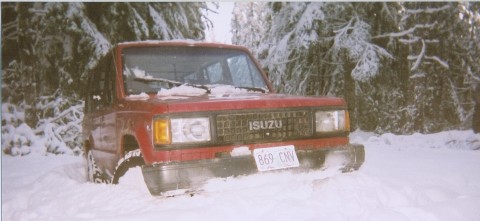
<box><xmin>86</xmin><ymin>150</ymin><xmax>108</xmax><ymax>183</ymax></box>
<box><xmin>112</xmin><ymin>149</ymin><xmax>145</xmax><ymax>184</ymax></box>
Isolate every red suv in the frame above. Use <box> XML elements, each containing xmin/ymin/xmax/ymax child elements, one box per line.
<box><xmin>83</xmin><ymin>41</ymin><xmax>364</xmax><ymax>195</ymax></box>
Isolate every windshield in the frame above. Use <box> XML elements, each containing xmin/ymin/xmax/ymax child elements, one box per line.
<box><xmin>122</xmin><ymin>46</ymin><xmax>268</xmax><ymax>95</ymax></box>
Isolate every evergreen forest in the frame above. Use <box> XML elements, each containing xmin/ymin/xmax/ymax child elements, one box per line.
<box><xmin>2</xmin><ymin>2</ymin><xmax>479</xmax><ymax>156</ymax></box>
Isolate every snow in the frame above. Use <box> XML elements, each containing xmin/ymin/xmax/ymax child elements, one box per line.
<box><xmin>209</xmin><ymin>85</ymin><xmax>251</xmax><ymax>95</ymax></box>
<box><xmin>156</xmin><ymin>84</ymin><xmax>260</xmax><ymax>98</ymax></box>
<box><xmin>157</xmin><ymin>85</ymin><xmax>207</xmax><ymax>97</ymax></box>
<box><xmin>126</xmin><ymin>92</ymin><xmax>150</xmax><ymax>100</ymax></box>
<box><xmin>333</xmin><ymin>17</ymin><xmax>393</xmax><ymax>82</ymax></box>
<box><xmin>64</xmin><ymin>3</ymin><xmax>110</xmax><ymax>66</ymax></box>
<box><xmin>119</xmin><ymin>39</ymin><xmax>201</xmax><ymax>46</ymax></box>
<box><xmin>131</xmin><ymin>7</ymin><xmax>149</xmax><ymax>39</ymax></box>
<box><xmin>124</xmin><ymin>67</ymin><xmax>153</xmax><ymax>79</ymax></box>
<box><xmin>230</xmin><ymin>146</ymin><xmax>252</xmax><ymax>157</ymax></box>
<box><xmin>3</xmin><ymin>130</ymin><xmax>480</xmax><ymax>221</ymax></box>
<box><xmin>148</xmin><ymin>5</ymin><xmax>172</xmax><ymax>40</ymax></box>
<box><xmin>409</xmin><ymin>39</ymin><xmax>426</xmax><ymax>71</ymax></box>
<box><xmin>2</xmin><ymin>101</ymin><xmax>83</xmax><ymax>156</ymax></box>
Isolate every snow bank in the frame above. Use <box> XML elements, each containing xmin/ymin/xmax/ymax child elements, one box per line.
<box><xmin>1</xmin><ymin>123</ymin><xmax>38</xmax><ymax>156</ymax></box>
<box><xmin>351</xmin><ymin>130</ymin><xmax>480</xmax><ymax>151</ymax></box>
<box><xmin>2</xmin><ymin>97</ymin><xmax>84</xmax><ymax>157</ymax></box>
<box><xmin>2</xmin><ymin>130</ymin><xmax>480</xmax><ymax>221</ymax></box>
<box><xmin>1</xmin><ymin>103</ymin><xmax>41</xmax><ymax>156</ymax></box>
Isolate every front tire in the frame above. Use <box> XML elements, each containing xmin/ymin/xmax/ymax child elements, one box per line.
<box><xmin>112</xmin><ymin>149</ymin><xmax>145</xmax><ymax>184</ymax></box>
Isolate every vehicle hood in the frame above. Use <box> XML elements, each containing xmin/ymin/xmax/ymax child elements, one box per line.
<box><xmin>124</xmin><ymin>92</ymin><xmax>347</xmax><ymax>114</ymax></box>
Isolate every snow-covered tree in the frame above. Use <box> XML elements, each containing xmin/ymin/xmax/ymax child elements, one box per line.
<box><xmin>232</xmin><ymin>2</ymin><xmax>395</xmax><ymax>129</ymax></box>
<box><xmin>233</xmin><ymin>2</ymin><xmax>393</xmax><ymax>95</ymax></box>
<box><xmin>1</xmin><ymin>2</ymin><xmax>209</xmax><ymax>156</ymax></box>
<box><xmin>248</xmin><ymin>2</ymin><xmax>329</xmax><ymax>95</ymax></box>
<box><xmin>232</xmin><ymin>2</ymin><xmax>480</xmax><ymax>133</ymax></box>
<box><xmin>372</xmin><ymin>2</ymin><xmax>480</xmax><ymax>133</ymax></box>
<box><xmin>231</xmin><ymin>2</ymin><xmax>269</xmax><ymax>58</ymax></box>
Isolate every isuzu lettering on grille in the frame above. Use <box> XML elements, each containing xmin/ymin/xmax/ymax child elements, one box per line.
<box><xmin>248</xmin><ymin>120</ymin><xmax>283</xmax><ymax>131</ymax></box>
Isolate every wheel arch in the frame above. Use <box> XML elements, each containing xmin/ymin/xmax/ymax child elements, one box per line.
<box><xmin>122</xmin><ymin>134</ymin><xmax>140</xmax><ymax>154</ymax></box>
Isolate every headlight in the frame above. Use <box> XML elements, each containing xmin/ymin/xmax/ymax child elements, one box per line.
<box><xmin>171</xmin><ymin>118</ymin><xmax>211</xmax><ymax>143</ymax></box>
<box><xmin>153</xmin><ymin>117</ymin><xmax>211</xmax><ymax>145</ymax></box>
<box><xmin>315</xmin><ymin>110</ymin><xmax>350</xmax><ymax>133</ymax></box>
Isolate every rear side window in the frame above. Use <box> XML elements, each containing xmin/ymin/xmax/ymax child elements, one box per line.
<box><xmin>85</xmin><ymin>52</ymin><xmax>116</xmax><ymax>113</ymax></box>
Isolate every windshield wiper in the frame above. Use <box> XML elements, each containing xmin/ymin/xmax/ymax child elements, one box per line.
<box><xmin>235</xmin><ymin>86</ymin><xmax>268</xmax><ymax>93</ymax></box>
<box><xmin>133</xmin><ymin>76</ymin><xmax>182</xmax><ymax>85</ymax></box>
<box><xmin>133</xmin><ymin>77</ymin><xmax>211</xmax><ymax>93</ymax></box>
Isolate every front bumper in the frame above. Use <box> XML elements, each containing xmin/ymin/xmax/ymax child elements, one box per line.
<box><xmin>142</xmin><ymin>143</ymin><xmax>365</xmax><ymax>195</ymax></box>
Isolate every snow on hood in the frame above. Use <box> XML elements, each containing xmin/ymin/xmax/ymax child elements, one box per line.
<box><xmin>126</xmin><ymin>92</ymin><xmax>150</xmax><ymax>100</ymax></box>
<box><xmin>208</xmin><ymin>86</ymin><xmax>262</xmax><ymax>100</ymax></box>
<box><xmin>156</xmin><ymin>84</ymin><xmax>260</xmax><ymax>99</ymax></box>
<box><xmin>209</xmin><ymin>85</ymin><xmax>251</xmax><ymax>95</ymax></box>
<box><xmin>157</xmin><ymin>85</ymin><xmax>207</xmax><ymax>97</ymax></box>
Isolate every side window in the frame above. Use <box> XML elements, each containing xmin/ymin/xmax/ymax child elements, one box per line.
<box><xmin>86</xmin><ymin>52</ymin><xmax>115</xmax><ymax>113</ymax></box>
<box><xmin>228</xmin><ymin>55</ymin><xmax>253</xmax><ymax>87</ymax></box>
<box><xmin>104</xmin><ymin>53</ymin><xmax>115</xmax><ymax>106</ymax></box>
<box><xmin>227</xmin><ymin>55</ymin><xmax>266</xmax><ymax>88</ymax></box>
<box><xmin>204</xmin><ymin>62</ymin><xmax>226</xmax><ymax>84</ymax></box>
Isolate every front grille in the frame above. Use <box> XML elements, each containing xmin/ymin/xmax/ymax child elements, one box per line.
<box><xmin>216</xmin><ymin>110</ymin><xmax>313</xmax><ymax>143</ymax></box>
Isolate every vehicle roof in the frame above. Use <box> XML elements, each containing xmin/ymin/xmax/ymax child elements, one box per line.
<box><xmin>115</xmin><ymin>40</ymin><xmax>249</xmax><ymax>51</ymax></box>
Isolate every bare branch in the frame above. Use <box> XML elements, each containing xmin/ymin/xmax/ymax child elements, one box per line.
<box><xmin>425</xmin><ymin>56</ymin><xmax>449</xmax><ymax>69</ymax></box>
<box><xmin>409</xmin><ymin>39</ymin><xmax>425</xmax><ymax>71</ymax></box>
<box><xmin>373</xmin><ymin>23</ymin><xmax>437</xmax><ymax>39</ymax></box>
<box><xmin>406</xmin><ymin>4</ymin><xmax>451</xmax><ymax>15</ymax></box>
<box><xmin>399</xmin><ymin>37</ymin><xmax>420</xmax><ymax>44</ymax></box>
<box><xmin>2</xmin><ymin>20</ymin><xmax>18</xmax><ymax>30</ymax></box>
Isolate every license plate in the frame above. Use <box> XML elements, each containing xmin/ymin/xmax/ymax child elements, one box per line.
<box><xmin>253</xmin><ymin>145</ymin><xmax>300</xmax><ymax>172</ymax></box>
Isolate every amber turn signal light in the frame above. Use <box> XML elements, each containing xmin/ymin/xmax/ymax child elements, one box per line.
<box><xmin>153</xmin><ymin>119</ymin><xmax>170</xmax><ymax>145</ymax></box>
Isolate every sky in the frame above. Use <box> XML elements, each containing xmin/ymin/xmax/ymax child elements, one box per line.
<box><xmin>205</xmin><ymin>2</ymin><xmax>234</xmax><ymax>44</ymax></box>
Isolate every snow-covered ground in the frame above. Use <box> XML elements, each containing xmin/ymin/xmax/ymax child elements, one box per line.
<box><xmin>2</xmin><ymin>130</ymin><xmax>480</xmax><ymax>221</ymax></box>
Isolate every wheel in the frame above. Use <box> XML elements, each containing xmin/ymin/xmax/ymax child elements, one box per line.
<box><xmin>86</xmin><ymin>150</ymin><xmax>108</xmax><ymax>183</ymax></box>
<box><xmin>112</xmin><ymin>149</ymin><xmax>145</xmax><ymax>184</ymax></box>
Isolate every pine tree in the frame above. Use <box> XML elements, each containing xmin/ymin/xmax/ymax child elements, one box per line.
<box><xmin>232</xmin><ymin>2</ymin><xmax>480</xmax><ymax>133</ymax></box>
<box><xmin>1</xmin><ymin>2</ymin><xmax>209</xmax><ymax>155</ymax></box>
